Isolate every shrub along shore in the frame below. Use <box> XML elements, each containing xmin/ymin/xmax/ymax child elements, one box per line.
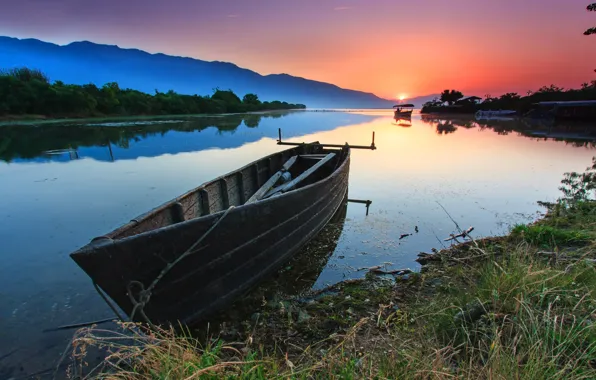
<box><xmin>0</xmin><ymin>68</ymin><xmax>306</xmax><ymax>119</ymax></box>
<box><xmin>66</xmin><ymin>158</ymin><xmax>596</xmax><ymax>379</ymax></box>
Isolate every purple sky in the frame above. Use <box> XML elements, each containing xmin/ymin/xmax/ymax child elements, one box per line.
<box><xmin>2</xmin><ymin>0</ymin><xmax>595</xmax><ymax>98</ymax></box>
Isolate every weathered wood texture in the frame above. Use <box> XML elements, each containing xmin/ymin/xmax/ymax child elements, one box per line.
<box><xmin>246</xmin><ymin>155</ymin><xmax>297</xmax><ymax>204</ymax></box>
<box><xmin>70</xmin><ymin>143</ymin><xmax>350</xmax><ymax>325</ymax></box>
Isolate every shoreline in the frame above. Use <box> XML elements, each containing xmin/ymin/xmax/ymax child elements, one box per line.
<box><xmin>0</xmin><ymin>109</ymin><xmax>304</xmax><ymax>127</ymax></box>
<box><xmin>70</xmin><ymin>189</ymin><xmax>596</xmax><ymax>378</ymax></box>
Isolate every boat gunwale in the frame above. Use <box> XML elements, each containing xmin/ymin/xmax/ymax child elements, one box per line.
<box><xmin>71</xmin><ymin>143</ymin><xmax>350</xmax><ymax>256</ymax></box>
<box><xmin>81</xmin><ymin>142</ymin><xmax>318</xmax><ymax>244</ymax></box>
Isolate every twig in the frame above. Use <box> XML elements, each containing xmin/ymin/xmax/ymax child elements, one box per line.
<box><xmin>370</xmin><ymin>268</ymin><xmax>412</xmax><ymax>276</ymax></box>
<box><xmin>93</xmin><ymin>282</ymin><xmax>125</xmax><ymax>322</ymax></box>
<box><xmin>444</xmin><ymin>227</ymin><xmax>475</xmax><ymax>242</ymax></box>
<box><xmin>430</xmin><ymin>229</ymin><xmax>448</xmax><ymax>249</ymax></box>
<box><xmin>43</xmin><ymin>318</ymin><xmax>115</xmax><ymax>333</ymax></box>
<box><xmin>436</xmin><ymin>201</ymin><xmax>463</xmax><ymax>233</ymax></box>
<box><xmin>0</xmin><ymin>347</ymin><xmax>19</xmax><ymax>362</ymax></box>
<box><xmin>357</xmin><ymin>265</ymin><xmax>382</xmax><ymax>272</ymax></box>
<box><xmin>53</xmin><ymin>334</ymin><xmax>75</xmax><ymax>380</ymax></box>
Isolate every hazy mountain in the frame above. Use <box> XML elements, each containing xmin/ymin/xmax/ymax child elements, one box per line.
<box><xmin>0</xmin><ymin>36</ymin><xmax>434</xmax><ymax>108</ymax></box>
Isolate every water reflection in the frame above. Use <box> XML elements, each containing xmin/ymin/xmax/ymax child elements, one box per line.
<box><xmin>0</xmin><ymin>110</ymin><xmax>383</xmax><ymax>378</ymax></box>
<box><xmin>392</xmin><ymin>115</ymin><xmax>412</xmax><ymax>127</ymax></box>
<box><xmin>0</xmin><ymin>111</ymin><xmax>380</xmax><ymax>163</ymax></box>
<box><xmin>420</xmin><ymin>114</ymin><xmax>596</xmax><ymax>144</ymax></box>
<box><xmin>2</xmin><ymin>110</ymin><xmax>596</xmax><ymax>377</ymax></box>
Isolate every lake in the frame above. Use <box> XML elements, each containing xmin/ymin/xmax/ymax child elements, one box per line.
<box><xmin>1</xmin><ymin>110</ymin><xmax>595</xmax><ymax>377</ymax></box>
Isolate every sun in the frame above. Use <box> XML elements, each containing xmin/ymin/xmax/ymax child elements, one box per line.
<box><xmin>398</xmin><ymin>94</ymin><xmax>408</xmax><ymax>101</ymax></box>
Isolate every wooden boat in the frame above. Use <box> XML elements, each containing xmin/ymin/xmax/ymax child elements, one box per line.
<box><xmin>393</xmin><ymin>104</ymin><xmax>414</xmax><ymax>117</ymax></box>
<box><xmin>70</xmin><ymin>142</ymin><xmax>352</xmax><ymax>325</ymax></box>
<box><xmin>207</xmin><ymin>196</ymin><xmax>349</xmax><ymax>324</ymax></box>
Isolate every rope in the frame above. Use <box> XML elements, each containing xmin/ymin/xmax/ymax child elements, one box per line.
<box><xmin>93</xmin><ymin>281</ymin><xmax>126</xmax><ymax>321</ymax></box>
<box><xmin>127</xmin><ymin>205</ymin><xmax>236</xmax><ymax>325</ymax></box>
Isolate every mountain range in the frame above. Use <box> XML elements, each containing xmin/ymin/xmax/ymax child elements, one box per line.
<box><xmin>0</xmin><ymin>36</ymin><xmax>436</xmax><ymax>108</ymax></box>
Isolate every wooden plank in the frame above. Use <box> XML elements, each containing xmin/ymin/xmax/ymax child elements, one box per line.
<box><xmin>263</xmin><ymin>183</ymin><xmax>285</xmax><ymax>199</ymax></box>
<box><xmin>171</xmin><ymin>202</ymin><xmax>185</xmax><ymax>224</ymax></box>
<box><xmin>300</xmin><ymin>154</ymin><xmax>327</xmax><ymax>160</ymax></box>
<box><xmin>252</xmin><ymin>164</ymin><xmax>260</xmax><ymax>189</ymax></box>
<box><xmin>246</xmin><ymin>156</ymin><xmax>298</xmax><ymax>204</ymax></box>
<box><xmin>199</xmin><ymin>189</ymin><xmax>210</xmax><ymax>216</ymax></box>
<box><xmin>278</xmin><ymin>141</ymin><xmax>374</xmax><ymax>150</ymax></box>
<box><xmin>219</xmin><ymin>179</ymin><xmax>230</xmax><ymax>209</ymax></box>
<box><xmin>267</xmin><ymin>157</ymin><xmax>274</xmax><ymax>178</ymax></box>
<box><xmin>236</xmin><ymin>172</ymin><xmax>245</xmax><ymax>204</ymax></box>
<box><xmin>264</xmin><ymin>153</ymin><xmax>335</xmax><ymax>199</ymax></box>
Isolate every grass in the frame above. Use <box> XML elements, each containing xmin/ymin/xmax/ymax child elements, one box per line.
<box><xmin>510</xmin><ymin>224</ymin><xmax>591</xmax><ymax>247</ymax></box>
<box><xmin>70</xmin><ymin>202</ymin><xmax>596</xmax><ymax>379</ymax></box>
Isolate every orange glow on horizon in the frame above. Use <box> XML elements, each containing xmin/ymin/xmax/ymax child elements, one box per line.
<box><xmin>6</xmin><ymin>0</ymin><xmax>595</xmax><ymax>99</ymax></box>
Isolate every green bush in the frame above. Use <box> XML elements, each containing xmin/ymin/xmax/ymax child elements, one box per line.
<box><xmin>0</xmin><ymin>68</ymin><xmax>306</xmax><ymax>117</ymax></box>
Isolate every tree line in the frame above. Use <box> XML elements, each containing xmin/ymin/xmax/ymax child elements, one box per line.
<box><xmin>421</xmin><ymin>3</ymin><xmax>596</xmax><ymax>115</ymax></box>
<box><xmin>0</xmin><ymin>68</ymin><xmax>306</xmax><ymax>118</ymax></box>
<box><xmin>421</xmin><ymin>83</ymin><xmax>596</xmax><ymax>115</ymax></box>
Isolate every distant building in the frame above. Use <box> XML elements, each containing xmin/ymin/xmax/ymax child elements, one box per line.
<box><xmin>456</xmin><ymin>96</ymin><xmax>482</xmax><ymax>105</ymax></box>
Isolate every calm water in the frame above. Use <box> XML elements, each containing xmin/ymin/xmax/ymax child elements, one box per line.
<box><xmin>1</xmin><ymin>110</ymin><xmax>596</xmax><ymax>376</ymax></box>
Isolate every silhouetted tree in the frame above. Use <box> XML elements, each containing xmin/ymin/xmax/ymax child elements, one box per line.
<box><xmin>537</xmin><ymin>84</ymin><xmax>565</xmax><ymax>93</ymax></box>
<box><xmin>585</xmin><ymin>3</ymin><xmax>596</xmax><ymax>35</ymax></box>
<box><xmin>440</xmin><ymin>89</ymin><xmax>464</xmax><ymax>105</ymax></box>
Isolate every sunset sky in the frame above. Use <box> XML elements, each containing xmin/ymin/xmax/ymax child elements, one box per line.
<box><xmin>1</xmin><ymin>0</ymin><xmax>595</xmax><ymax>99</ymax></box>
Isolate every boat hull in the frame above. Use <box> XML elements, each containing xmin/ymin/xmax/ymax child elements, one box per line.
<box><xmin>70</xmin><ymin>144</ymin><xmax>350</xmax><ymax>325</ymax></box>
<box><xmin>394</xmin><ymin>110</ymin><xmax>413</xmax><ymax>117</ymax></box>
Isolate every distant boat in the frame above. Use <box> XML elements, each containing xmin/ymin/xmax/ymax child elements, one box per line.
<box><xmin>393</xmin><ymin>104</ymin><xmax>414</xmax><ymax>117</ymax></box>
<box><xmin>70</xmin><ymin>143</ymin><xmax>352</xmax><ymax>325</ymax></box>
<box><xmin>475</xmin><ymin>110</ymin><xmax>517</xmax><ymax>120</ymax></box>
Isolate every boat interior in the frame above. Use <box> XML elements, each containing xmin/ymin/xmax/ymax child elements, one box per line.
<box><xmin>393</xmin><ymin>103</ymin><xmax>415</xmax><ymax>113</ymax></box>
<box><xmin>102</xmin><ymin>143</ymin><xmax>348</xmax><ymax>241</ymax></box>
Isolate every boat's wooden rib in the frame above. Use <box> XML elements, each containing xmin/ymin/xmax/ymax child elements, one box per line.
<box><xmin>70</xmin><ymin>142</ymin><xmax>350</xmax><ymax>325</ymax></box>
<box><xmin>300</xmin><ymin>154</ymin><xmax>328</xmax><ymax>159</ymax></box>
<box><xmin>276</xmin><ymin>153</ymin><xmax>335</xmax><ymax>193</ymax></box>
<box><xmin>263</xmin><ymin>153</ymin><xmax>335</xmax><ymax>199</ymax></box>
<box><xmin>246</xmin><ymin>155</ymin><xmax>297</xmax><ymax>204</ymax></box>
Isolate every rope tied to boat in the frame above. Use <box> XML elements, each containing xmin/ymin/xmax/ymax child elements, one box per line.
<box><xmin>127</xmin><ymin>205</ymin><xmax>236</xmax><ymax>325</ymax></box>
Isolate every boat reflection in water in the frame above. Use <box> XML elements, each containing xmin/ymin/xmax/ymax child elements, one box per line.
<box><xmin>393</xmin><ymin>115</ymin><xmax>412</xmax><ymax>127</ymax></box>
<box><xmin>196</xmin><ymin>194</ymin><xmax>349</xmax><ymax>328</ymax></box>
